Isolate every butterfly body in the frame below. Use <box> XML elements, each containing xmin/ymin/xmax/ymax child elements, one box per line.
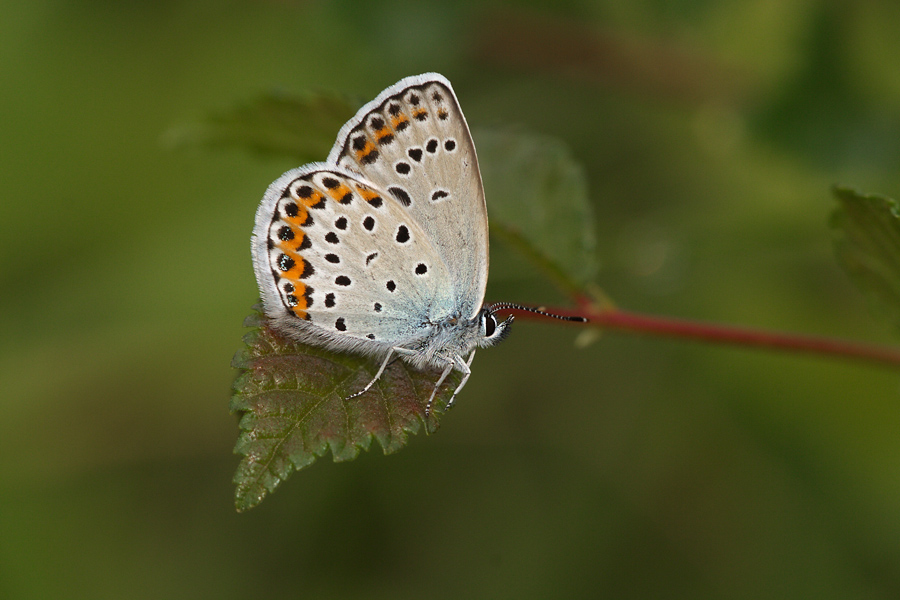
<box><xmin>252</xmin><ymin>73</ymin><xmax>513</xmax><ymax>411</ymax></box>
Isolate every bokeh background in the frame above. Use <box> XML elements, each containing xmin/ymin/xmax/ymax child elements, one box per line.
<box><xmin>3</xmin><ymin>1</ymin><xmax>900</xmax><ymax>598</ymax></box>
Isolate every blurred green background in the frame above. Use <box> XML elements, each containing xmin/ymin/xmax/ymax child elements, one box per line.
<box><xmin>3</xmin><ymin>1</ymin><xmax>900</xmax><ymax>598</ymax></box>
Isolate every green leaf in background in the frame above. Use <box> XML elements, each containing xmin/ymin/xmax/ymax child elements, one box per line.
<box><xmin>831</xmin><ymin>185</ymin><xmax>900</xmax><ymax>328</ymax></box>
<box><xmin>475</xmin><ymin>128</ymin><xmax>598</xmax><ymax>297</ymax></box>
<box><xmin>163</xmin><ymin>90</ymin><xmax>358</xmax><ymax>162</ymax></box>
<box><xmin>230</xmin><ymin>308</ymin><xmax>460</xmax><ymax>511</ymax></box>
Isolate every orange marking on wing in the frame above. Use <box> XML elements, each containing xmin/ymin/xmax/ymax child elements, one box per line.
<box><xmin>290</xmin><ymin>282</ymin><xmax>309</xmax><ymax>309</ymax></box>
<box><xmin>413</xmin><ymin>108</ymin><xmax>427</xmax><ymax>119</ymax></box>
<box><xmin>283</xmin><ymin>206</ymin><xmax>310</xmax><ymax>228</ymax></box>
<box><xmin>276</xmin><ymin>247</ymin><xmax>310</xmax><ymax>281</ymax></box>
<box><xmin>273</xmin><ymin>224</ymin><xmax>308</xmax><ymax>254</ymax></box>
<box><xmin>327</xmin><ymin>184</ymin><xmax>351</xmax><ymax>201</ymax></box>
<box><xmin>356</xmin><ymin>186</ymin><xmax>376</xmax><ymax>200</ymax></box>
<box><xmin>280</xmin><ymin>279</ymin><xmax>309</xmax><ymax>320</ymax></box>
<box><xmin>293</xmin><ymin>229</ymin><xmax>308</xmax><ymax>252</ymax></box>
<box><xmin>355</xmin><ymin>185</ymin><xmax>382</xmax><ymax>203</ymax></box>
<box><xmin>391</xmin><ymin>114</ymin><xmax>409</xmax><ymax>129</ymax></box>
<box><xmin>299</xmin><ymin>191</ymin><xmax>326</xmax><ymax>209</ymax></box>
<box><xmin>354</xmin><ymin>140</ymin><xmax>376</xmax><ymax>161</ymax></box>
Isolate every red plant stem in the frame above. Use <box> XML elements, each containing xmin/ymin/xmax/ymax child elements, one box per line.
<box><xmin>498</xmin><ymin>303</ymin><xmax>900</xmax><ymax>369</ymax></box>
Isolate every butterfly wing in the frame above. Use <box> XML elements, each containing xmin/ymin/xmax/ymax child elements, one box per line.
<box><xmin>327</xmin><ymin>73</ymin><xmax>489</xmax><ymax>322</ymax></box>
<box><xmin>252</xmin><ymin>164</ymin><xmax>454</xmax><ymax>353</ymax></box>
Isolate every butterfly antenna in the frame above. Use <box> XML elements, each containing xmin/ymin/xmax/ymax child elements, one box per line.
<box><xmin>487</xmin><ymin>302</ymin><xmax>588</xmax><ymax>323</ymax></box>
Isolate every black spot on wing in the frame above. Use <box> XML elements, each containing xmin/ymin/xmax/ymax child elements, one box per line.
<box><xmin>388</xmin><ymin>187</ymin><xmax>411</xmax><ymax>207</ymax></box>
<box><xmin>277</xmin><ymin>254</ymin><xmax>294</xmax><ymax>272</ymax></box>
<box><xmin>278</xmin><ymin>226</ymin><xmax>294</xmax><ymax>241</ymax></box>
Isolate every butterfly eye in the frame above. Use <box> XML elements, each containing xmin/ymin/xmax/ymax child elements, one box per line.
<box><xmin>484</xmin><ymin>313</ymin><xmax>497</xmax><ymax>338</ymax></box>
<box><xmin>478</xmin><ymin>311</ymin><xmax>513</xmax><ymax>348</ymax></box>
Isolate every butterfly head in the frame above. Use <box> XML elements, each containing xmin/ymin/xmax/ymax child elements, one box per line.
<box><xmin>476</xmin><ymin>306</ymin><xmax>514</xmax><ymax>348</ymax></box>
<box><xmin>477</xmin><ymin>302</ymin><xmax>588</xmax><ymax>349</ymax></box>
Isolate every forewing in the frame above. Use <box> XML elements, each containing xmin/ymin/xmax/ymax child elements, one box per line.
<box><xmin>328</xmin><ymin>73</ymin><xmax>489</xmax><ymax>321</ymax></box>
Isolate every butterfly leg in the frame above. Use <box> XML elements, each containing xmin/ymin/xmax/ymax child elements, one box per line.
<box><xmin>424</xmin><ymin>350</ymin><xmax>476</xmax><ymax>417</ymax></box>
<box><xmin>444</xmin><ymin>350</ymin><xmax>476</xmax><ymax>412</ymax></box>
<box><xmin>345</xmin><ymin>348</ymin><xmax>396</xmax><ymax>400</ymax></box>
<box><xmin>424</xmin><ymin>362</ymin><xmax>454</xmax><ymax>418</ymax></box>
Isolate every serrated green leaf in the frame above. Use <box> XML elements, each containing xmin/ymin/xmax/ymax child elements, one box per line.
<box><xmin>163</xmin><ymin>91</ymin><xmax>358</xmax><ymax>162</ymax></box>
<box><xmin>831</xmin><ymin>185</ymin><xmax>900</xmax><ymax>328</ymax></box>
<box><xmin>475</xmin><ymin>128</ymin><xmax>598</xmax><ymax>296</ymax></box>
<box><xmin>231</xmin><ymin>308</ymin><xmax>460</xmax><ymax>511</ymax></box>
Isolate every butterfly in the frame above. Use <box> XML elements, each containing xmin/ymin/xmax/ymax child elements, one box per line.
<box><xmin>251</xmin><ymin>73</ymin><xmax>581</xmax><ymax>415</ymax></box>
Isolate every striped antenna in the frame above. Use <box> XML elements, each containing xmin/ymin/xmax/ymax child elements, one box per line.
<box><xmin>487</xmin><ymin>302</ymin><xmax>588</xmax><ymax>323</ymax></box>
